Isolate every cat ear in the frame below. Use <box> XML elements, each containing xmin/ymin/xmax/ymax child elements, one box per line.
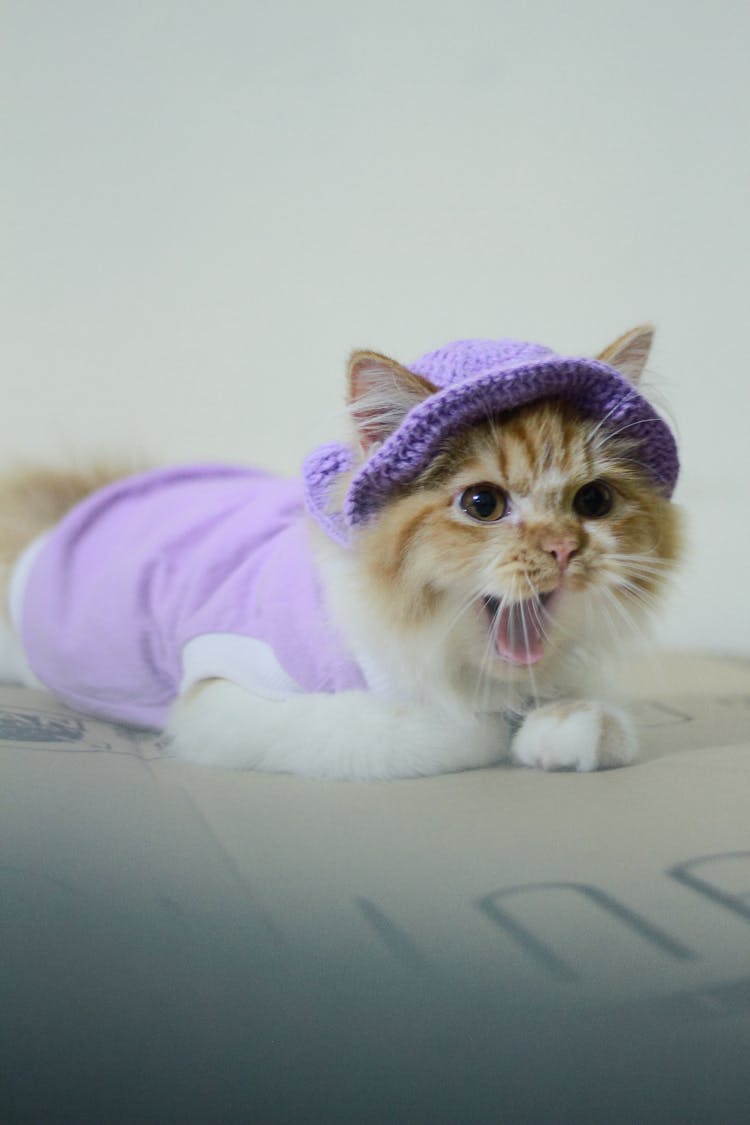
<box><xmin>597</xmin><ymin>325</ymin><xmax>654</xmax><ymax>385</ymax></box>
<box><xmin>348</xmin><ymin>351</ymin><xmax>437</xmax><ymax>453</ymax></box>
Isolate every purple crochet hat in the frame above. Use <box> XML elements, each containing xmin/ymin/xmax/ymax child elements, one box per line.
<box><xmin>303</xmin><ymin>338</ymin><xmax>679</xmax><ymax>545</ymax></box>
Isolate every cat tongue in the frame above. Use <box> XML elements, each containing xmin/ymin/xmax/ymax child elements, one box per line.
<box><xmin>492</xmin><ymin>599</ymin><xmax>546</xmax><ymax>666</ymax></box>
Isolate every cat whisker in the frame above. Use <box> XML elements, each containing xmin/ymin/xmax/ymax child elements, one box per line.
<box><xmin>607</xmin><ymin>550</ymin><xmax>671</xmax><ymax>566</ymax></box>
<box><xmin>607</xmin><ymin>561</ymin><xmax>670</xmax><ymax>580</ymax></box>
<box><xmin>584</xmin><ymin>387</ymin><xmax>642</xmax><ymax>449</ymax></box>
<box><xmin>610</xmin><ymin>569</ymin><xmax>671</xmax><ymax>592</ymax></box>
<box><xmin>610</xmin><ymin>454</ymin><xmax>659</xmax><ymax>477</ymax></box>
<box><xmin>600</xmin><ymin>554</ymin><xmax>674</xmax><ymax>604</ymax></box>
<box><xmin>597</xmin><ymin>585</ymin><xmax>651</xmax><ymax>643</ymax></box>
<box><xmin>602</xmin><ymin>572</ymin><xmax>663</xmax><ymax>601</ymax></box>
<box><xmin>611</xmin><ymin>568</ymin><xmax>664</xmax><ymax>595</ymax></box>
<box><xmin>590</xmin><ymin>588</ymin><xmax>625</xmax><ymax>654</ymax></box>
<box><xmin>520</xmin><ymin>618</ymin><xmax>541</xmax><ymax>709</ymax></box>
<box><xmin>522</xmin><ymin>576</ymin><xmax>554</xmax><ymax>647</ymax></box>
<box><xmin>602</xmin><ymin>560</ymin><xmax>669</xmax><ymax>604</ymax></box>
<box><xmin>439</xmin><ymin>592</ymin><xmax>481</xmax><ymax>642</ymax></box>
<box><xmin>499</xmin><ymin>578</ymin><xmax>542</xmax><ymax>709</ymax></box>
<box><xmin>470</xmin><ymin>587</ymin><xmax>522</xmax><ymax>714</ymax></box>
<box><xmin>615</xmin><ymin>582</ymin><xmax>663</xmax><ymax>618</ymax></box>
<box><xmin>594</xmin><ymin>415</ymin><xmax>667</xmax><ymax>447</ymax></box>
<box><xmin>473</xmin><ymin>603</ymin><xmax>503</xmax><ymax>713</ymax></box>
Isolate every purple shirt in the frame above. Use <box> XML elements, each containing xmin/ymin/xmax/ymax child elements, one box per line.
<box><xmin>14</xmin><ymin>466</ymin><xmax>365</xmax><ymax>728</ymax></box>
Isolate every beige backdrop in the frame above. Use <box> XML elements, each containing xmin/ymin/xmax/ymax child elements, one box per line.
<box><xmin>2</xmin><ymin>0</ymin><xmax>748</xmax><ymax>653</ymax></box>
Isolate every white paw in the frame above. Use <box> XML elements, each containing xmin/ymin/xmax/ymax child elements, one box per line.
<box><xmin>511</xmin><ymin>701</ymin><xmax>637</xmax><ymax>773</ymax></box>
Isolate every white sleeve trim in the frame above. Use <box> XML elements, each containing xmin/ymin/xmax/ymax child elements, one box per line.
<box><xmin>180</xmin><ymin>633</ymin><xmax>305</xmax><ymax>701</ymax></box>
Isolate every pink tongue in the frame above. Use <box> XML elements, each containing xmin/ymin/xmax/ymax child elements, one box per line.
<box><xmin>493</xmin><ymin>600</ymin><xmax>546</xmax><ymax>666</ymax></box>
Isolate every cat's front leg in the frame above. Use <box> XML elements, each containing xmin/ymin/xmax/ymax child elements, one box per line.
<box><xmin>168</xmin><ymin>680</ymin><xmax>509</xmax><ymax>780</ymax></box>
<box><xmin>510</xmin><ymin>700</ymin><xmax>637</xmax><ymax>773</ymax></box>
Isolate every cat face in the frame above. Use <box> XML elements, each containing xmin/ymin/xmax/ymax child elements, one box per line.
<box><xmin>357</xmin><ymin>400</ymin><xmax>681</xmax><ymax>681</ymax></box>
<box><xmin>347</xmin><ymin>328</ymin><xmax>682</xmax><ymax>688</ymax></box>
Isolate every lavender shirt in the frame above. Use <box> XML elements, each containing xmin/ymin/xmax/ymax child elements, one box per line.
<box><xmin>12</xmin><ymin>466</ymin><xmax>365</xmax><ymax>728</ymax></box>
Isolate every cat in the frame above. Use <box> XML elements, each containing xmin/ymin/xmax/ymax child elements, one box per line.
<box><xmin>0</xmin><ymin>325</ymin><xmax>682</xmax><ymax>779</ymax></box>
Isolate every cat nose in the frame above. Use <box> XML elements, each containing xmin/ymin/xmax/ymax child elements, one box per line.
<box><xmin>541</xmin><ymin>536</ymin><xmax>579</xmax><ymax>572</ymax></box>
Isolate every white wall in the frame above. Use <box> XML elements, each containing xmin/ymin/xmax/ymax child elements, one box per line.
<box><xmin>2</xmin><ymin>0</ymin><xmax>748</xmax><ymax>652</ymax></box>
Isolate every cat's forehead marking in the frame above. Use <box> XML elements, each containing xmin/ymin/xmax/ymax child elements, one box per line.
<box><xmin>478</xmin><ymin>411</ymin><xmax>593</xmax><ymax>494</ymax></box>
<box><xmin>416</xmin><ymin>403</ymin><xmax>613</xmax><ymax>498</ymax></box>
<box><xmin>534</xmin><ymin>467</ymin><xmax>572</xmax><ymax>495</ymax></box>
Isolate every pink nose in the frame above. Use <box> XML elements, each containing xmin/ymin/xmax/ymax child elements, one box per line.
<box><xmin>541</xmin><ymin>537</ymin><xmax>579</xmax><ymax>572</ymax></box>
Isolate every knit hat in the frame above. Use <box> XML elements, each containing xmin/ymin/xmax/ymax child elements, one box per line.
<box><xmin>303</xmin><ymin>337</ymin><xmax>679</xmax><ymax>546</ymax></box>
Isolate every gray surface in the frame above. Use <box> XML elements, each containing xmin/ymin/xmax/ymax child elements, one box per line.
<box><xmin>2</xmin><ymin>658</ymin><xmax>750</xmax><ymax>1123</ymax></box>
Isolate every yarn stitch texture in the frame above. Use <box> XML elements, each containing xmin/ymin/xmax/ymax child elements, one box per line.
<box><xmin>303</xmin><ymin>337</ymin><xmax>679</xmax><ymax>542</ymax></box>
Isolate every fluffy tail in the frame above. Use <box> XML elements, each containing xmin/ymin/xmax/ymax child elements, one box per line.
<box><xmin>0</xmin><ymin>464</ymin><xmax>136</xmax><ymax>566</ymax></box>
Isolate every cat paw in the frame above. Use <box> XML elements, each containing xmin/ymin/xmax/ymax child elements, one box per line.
<box><xmin>511</xmin><ymin>700</ymin><xmax>637</xmax><ymax>773</ymax></box>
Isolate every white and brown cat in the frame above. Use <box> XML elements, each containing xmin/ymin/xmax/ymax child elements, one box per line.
<box><xmin>0</xmin><ymin>326</ymin><xmax>681</xmax><ymax>778</ymax></box>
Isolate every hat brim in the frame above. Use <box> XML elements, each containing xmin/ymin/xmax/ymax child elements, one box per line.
<box><xmin>344</xmin><ymin>357</ymin><xmax>679</xmax><ymax>526</ymax></box>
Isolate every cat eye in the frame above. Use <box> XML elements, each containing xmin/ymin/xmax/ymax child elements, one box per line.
<box><xmin>459</xmin><ymin>483</ymin><xmax>507</xmax><ymax>522</ymax></box>
<box><xmin>573</xmin><ymin>479</ymin><xmax>614</xmax><ymax>519</ymax></box>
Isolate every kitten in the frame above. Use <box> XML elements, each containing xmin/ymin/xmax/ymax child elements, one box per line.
<box><xmin>0</xmin><ymin>326</ymin><xmax>681</xmax><ymax>779</ymax></box>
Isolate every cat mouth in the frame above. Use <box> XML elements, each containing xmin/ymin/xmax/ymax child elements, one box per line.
<box><xmin>483</xmin><ymin>592</ymin><xmax>557</xmax><ymax>666</ymax></box>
